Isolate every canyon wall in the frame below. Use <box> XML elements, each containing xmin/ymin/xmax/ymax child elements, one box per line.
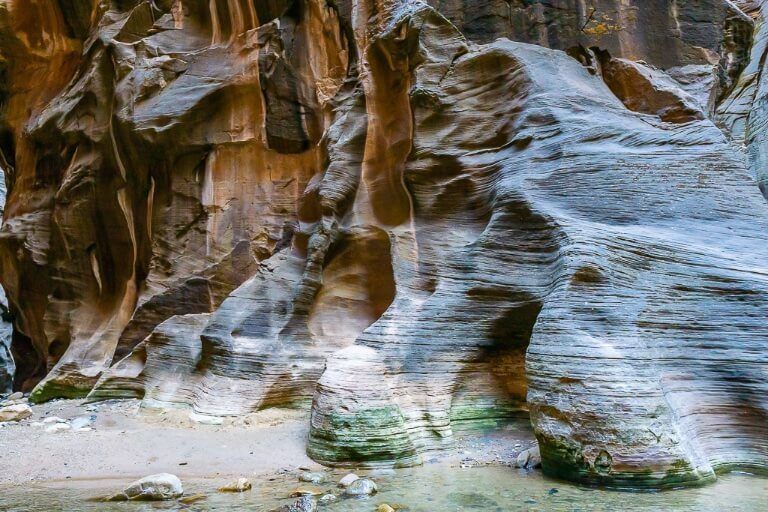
<box><xmin>0</xmin><ymin>0</ymin><xmax>766</xmax><ymax>488</ymax></box>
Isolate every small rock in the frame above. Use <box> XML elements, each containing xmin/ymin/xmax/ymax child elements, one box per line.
<box><xmin>218</xmin><ymin>478</ymin><xmax>252</xmax><ymax>493</ymax></box>
<box><xmin>298</xmin><ymin>471</ymin><xmax>326</xmax><ymax>484</ymax></box>
<box><xmin>515</xmin><ymin>445</ymin><xmax>541</xmax><ymax>469</ymax></box>
<box><xmin>45</xmin><ymin>423</ymin><xmax>71</xmax><ymax>433</ymax></box>
<box><xmin>338</xmin><ymin>473</ymin><xmax>360</xmax><ymax>488</ymax></box>
<box><xmin>377</xmin><ymin>505</ymin><xmax>396</xmax><ymax>512</ymax></box>
<box><xmin>270</xmin><ymin>495</ymin><xmax>317</xmax><ymax>512</ymax></box>
<box><xmin>0</xmin><ymin>404</ymin><xmax>32</xmax><ymax>422</ymax></box>
<box><xmin>179</xmin><ymin>493</ymin><xmax>207</xmax><ymax>505</ymax></box>
<box><xmin>42</xmin><ymin>416</ymin><xmax>66</xmax><ymax>424</ymax></box>
<box><xmin>107</xmin><ymin>473</ymin><xmax>183</xmax><ymax>501</ymax></box>
<box><xmin>7</xmin><ymin>392</ymin><xmax>23</xmax><ymax>401</ymax></box>
<box><xmin>318</xmin><ymin>493</ymin><xmax>337</xmax><ymax>504</ymax></box>
<box><xmin>344</xmin><ymin>478</ymin><xmax>378</xmax><ymax>497</ymax></box>
<box><xmin>548</xmin><ymin>488</ymin><xmax>559</xmax><ymax>495</ymax></box>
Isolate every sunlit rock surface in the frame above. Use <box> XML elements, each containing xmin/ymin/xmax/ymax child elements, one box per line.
<box><xmin>0</xmin><ymin>0</ymin><xmax>766</xmax><ymax>488</ymax></box>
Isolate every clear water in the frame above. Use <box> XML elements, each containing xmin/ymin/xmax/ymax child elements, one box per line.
<box><xmin>0</xmin><ymin>466</ymin><xmax>765</xmax><ymax>512</ymax></box>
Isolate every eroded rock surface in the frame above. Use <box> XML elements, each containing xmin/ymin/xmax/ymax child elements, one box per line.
<box><xmin>0</xmin><ymin>0</ymin><xmax>766</xmax><ymax>490</ymax></box>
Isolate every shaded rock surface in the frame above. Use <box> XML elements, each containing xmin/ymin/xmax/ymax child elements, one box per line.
<box><xmin>0</xmin><ymin>0</ymin><xmax>766</xmax><ymax>490</ymax></box>
<box><xmin>0</xmin><ymin>165</ymin><xmax>12</xmax><ymax>396</ymax></box>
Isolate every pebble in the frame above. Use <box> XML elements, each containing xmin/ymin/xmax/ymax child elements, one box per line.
<box><xmin>377</xmin><ymin>505</ymin><xmax>396</xmax><ymax>512</ymax></box>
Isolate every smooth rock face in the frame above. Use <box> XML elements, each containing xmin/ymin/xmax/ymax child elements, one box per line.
<box><xmin>0</xmin><ymin>0</ymin><xmax>766</xmax><ymax>490</ymax></box>
<box><xmin>108</xmin><ymin>473</ymin><xmax>183</xmax><ymax>501</ymax></box>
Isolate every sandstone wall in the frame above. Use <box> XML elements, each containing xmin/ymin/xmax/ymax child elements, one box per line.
<box><xmin>0</xmin><ymin>0</ymin><xmax>766</xmax><ymax>488</ymax></box>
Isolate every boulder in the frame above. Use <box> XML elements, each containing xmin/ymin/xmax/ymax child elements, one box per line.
<box><xmin>107</xmin><ymin>473</ymin><xmax>183</xmax><ymax>501</ymax></box>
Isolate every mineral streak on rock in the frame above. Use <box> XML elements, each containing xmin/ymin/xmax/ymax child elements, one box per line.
<box><xmin>0</xmin><ymin>0</ymin><xmax>767</xmax><ymax>490</ymax></box>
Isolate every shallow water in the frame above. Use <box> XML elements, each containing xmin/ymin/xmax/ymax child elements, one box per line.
<box><xmin>0</xmin><ymin>466</ymin><xmax>765</xmax><ymax>512</ymax></box>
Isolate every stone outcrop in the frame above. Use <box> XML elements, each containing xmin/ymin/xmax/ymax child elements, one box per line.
<box><xmin>0</xmin><ymin>0</ymin><xmax>766</xmax><ymax>490</ymax></box>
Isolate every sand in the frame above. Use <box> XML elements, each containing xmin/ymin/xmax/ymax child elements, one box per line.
<box><xmin>0</xmin><ymin>398</ymin><xmax>536</xmax><ymax>488</ymax></box>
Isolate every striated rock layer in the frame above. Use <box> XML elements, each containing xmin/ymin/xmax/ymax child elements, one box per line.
<box><xmin>0</xmin><ymin>0</ymin><xmax>767</xmax><ymax>488</ymax></box>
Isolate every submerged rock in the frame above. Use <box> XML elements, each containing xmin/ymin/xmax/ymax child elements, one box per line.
<box><xmin>377</xmin><ymin>505</ymin><xmax>396</xmax><ymax>512</ymax></box>
<box><xmin>218</xmin><ymin>478</ymin><xmax>252</xmax><ymax>493</ymax></box>
<box><xmin>107</xmin><ymin>473</ymin><xmax>183</xmax><ymax>501</ymax></box>
<box><xmin>298</xmin><ymin>472</ymin><xmax>327</xmax><ymax>484</ymax></box>
<box><xmin>179</xmin><ymin>494</ymin><xmax>207</xmax><ymax>505</ymax></box>
<box><xmin>270</xmin><ymin>496</ymin><xmax>317</xmax><ymax>512</ymax></box>
<box><xmin>318</xmin><ymin>493</ymin><xmax>337</xmax><ymax>505</ymax></box>
<box><xmin>344</xmin><ymin>478</ymin><xmax>378</xmax><ymax>497</ymax></box>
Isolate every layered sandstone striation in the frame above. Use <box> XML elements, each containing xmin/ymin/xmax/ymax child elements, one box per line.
<box><xmin>0</xmin><ymin>0</ymin><xmax>766</xmax><ymax>489</ymax></box>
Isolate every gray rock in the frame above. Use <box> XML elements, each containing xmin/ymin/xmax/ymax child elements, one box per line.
<box><xmin>344</xmin><ymin>478</ymin><xmax>378</xmax><ymax>497</ymax></box>
<box><xmin>298</xmin><ymin>472</ymin><xmax>326</xmax><ymax>484</ymax></box>
<box><xmin>270</xmin><ymin>496</ymin><xmax>317</xmax><ymax>512</ymax></box>
<box><xmin>318</xmin><ymin>493</ymin><xmax>337</xmax><ymax>505</ymax></box>
<box><xmin>515</xmin><ymin>446</ymin><xmax>542</xmax><ymax>469</ymax></box>
<box><xmin>107</xmin><ymin>473</ymin><xmax>183</xmax><ymax>501</ymax></box>
<box><xmin>337</xmin><ymin>473</ymin><xmax>359</xmax><ymax>488</ymax></box>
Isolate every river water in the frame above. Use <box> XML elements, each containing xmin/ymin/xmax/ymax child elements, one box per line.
<box><xmin>0</xmin><ymin>465</ymin><xmax>765</xmax><ymax>512</ymax></box>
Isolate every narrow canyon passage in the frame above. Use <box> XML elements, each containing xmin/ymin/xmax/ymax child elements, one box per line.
<box><xmin>0</xmin><ymin>0</ymin><xmax>766</xmax><ymax>500</ymax></box>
